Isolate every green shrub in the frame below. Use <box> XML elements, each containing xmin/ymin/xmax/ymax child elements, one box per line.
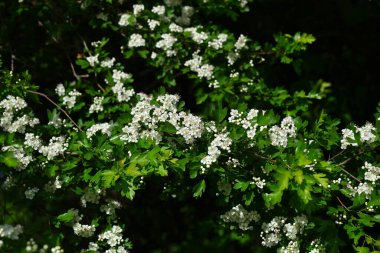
<box><xmin>0</xmin><ymin>1</ymin><xmax>379</xmax><ymax>252</ymax></box>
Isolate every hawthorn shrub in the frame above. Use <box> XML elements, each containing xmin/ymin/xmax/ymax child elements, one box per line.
<box><xmin>0</xmin><ymin>1</ymin><xmax>379</xmax><ymax>252</ymax></box>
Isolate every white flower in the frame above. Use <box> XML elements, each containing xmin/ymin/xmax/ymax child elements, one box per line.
<box><xmin>100</xmin><ymin>58</ymin><xmax>116</xmax><ymax>68</ymax></box>
<box><xmin>152</xmin><ymin>5</ymin><xmax>165</xmax><ymax>15</ymax></box>
<box><xmin>98</xmin><ymin>226</ymin><xmax>124</xmax><ymax>247</ymax></box>
<box><xmin>2</xmin><ymin>146</ymin><xmax>33</xmax><ymax>170</ymax></box>
<box><xmin>81</xmin><ymin>188</ymin><xmax>103</xmax><ymax>207</ymax></box>
<box><xmin>363</xmin><ymin>162</ymin><xmax>380</xmax><ymax>183</ymax></box>
<box><xmin>128</xmin><ymin>34</ymin><xmax>145</xmax><ymax>48</ymax></box>
<box><xmin>112</xmin><ymin>70</ymin><xmax>132</xmax><ymax>84</ymax></box>
<box><xmin>235</xmin><ymin>34</ymin><xmax>247</xmax><ymax>50</ymax></box>
<box><xmin>73</xmin><ymin>223</ymin><xmax>96</xmax><ymax>238</ymax></box>
<box><xmin>341</xmin><ymin>128</ymin><xmax>356</xmax><ymax>149</ymax></box>
<box><xmin>38</xmin><ymin>136</ymin><xmax>69</xmax><ymax>160</ymax></box>
<box><xmin>118</xmin><ymin>14</ymin><xmax>130</xmax><ymax>26</ymax></box>
<box><xmin>147</xmin><ymin>19</ymin><xmax>160</xmax><ymax>30</ymax></box>
<box><xmin>341</xmin><ymin>122</ymin><xmax>376</xmax><ymax>149</ymax></box>
<box><xmin>269</xmin><ymin>116</ymin><xmax>296</xmax><ymax>147</ymax></box>
<box><xmin>86</xmin><ymin>54</ymin><xmax>99</xmax><ymax>67</ymax></box>
<box><xmin>0</xmin><ymin>224</ymin><xmax>23</xmax><ymax>240</ymax></box>
<box><xmin>25</xmin><ymin>133</ymin><xmax>42</xmax><ymax>150</ymax></box>
<box><xmin>55</xmin><ymin>83</ymin><xmax>66</xmax><ymax>97</ymax></box>
<box><xmin>357</xmin><ymin>122</ymin><xmax>376</xmax><ymax>143</ymax></box>
<box><xmin>25</xmin><ymin>187</ymin><xmax>39</xmax><ymax>200</ymax></box>
<box><xmin>169</xmin><ymin>23</ymin><xmax>183</xmax><ymax>32</ymax></box>
<box><xmin>86</xmin><ymin>123</ymin><xmax>112</xmax><ymax>139</ymax></box>
<box><xmin>208</xmin><ymin>33</ymin><xmax>228</xmax><ymax>50</ymax></box>
<box><xmin>51</xmin><ymin>246</ymin><xmax>64</xmax><ymax>253</ymax></box>
<box><xmin>184</xmin><ymin>51</ymin><xmax>214</xmax><ymax>80</ymax></box>
<box><xmin>133</xmin><ymin>4</ymin><xmax>144</xmax><ymax>15</ymax></box>
<box><xmin>89</xmin><ymin>96</ymin><xmax>104</xmax><ymax>114</ymax></box>
<box><xmin>184</xmin><ymin>27</ymin><xmax>208</xmax><ymax>44</ymax></box>
<box><xmin>62</xmin><ymin>89</ymin><xmax>81</xmax><ymax>109</ymax></box>
<box><xmin>201</xmin><ymin>132</ymin><xmax>232</xmax><ymax>171</ymax></box>
<box><xmin>356</xmin><ymin>182</ymin><xmax>374</xmax><ymax>197</ymax></box>
<box><xmin>252</xmin><ymin>176</ymin><xmax>266</xmax><ymax>189</ymax></box>
<box><xmin>0</xmin><ymin>95</ymin><xmax>39</xmax><ymax>133</ymax></box>
<box><xmin>156</xmin><ymin>34</ymin><xmax>177</xmax><ymax>57</ymax></box>
<box><xmin>279</xmin><ymin>241</ymin><xmax>300</xmax><ymax>253</ymax></box>
<box><xmin>221</xmin><ymin>204</ymin><xmax>260</xmax><ymax>230</ymax></box>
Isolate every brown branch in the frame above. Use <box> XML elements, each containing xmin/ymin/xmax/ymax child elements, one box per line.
<box><xmin>329</xmin><ymin>149</ymin><xmax>345</xmax><ymax>161</ymax></box>
<box><xmin>340</xmin><ymin>167</ymin><xmax>362</xmax><ymax>183</ymax></box>
<box><xmin>336</xmin><ymin>196</ymin><xmax>350</xmax><ymax>212</ymax></box>
<box><xmin>10</xmin><ymin>53</ymin><xmax>14</xmax><ymax>72</ymax></box>
<box><xmin>27</xmin><ymin>90</ymin><xmax>82</xmax><ymax>132</ymax></box>
<box><xmin>69</xmin><ymin>61</ymin><xmax>89</xmax><ymax>80</ymax></box>
<box><xmin>97</xmin><ymin>83</ymin><xmax>106</xmax><ymax>93</ymax></box>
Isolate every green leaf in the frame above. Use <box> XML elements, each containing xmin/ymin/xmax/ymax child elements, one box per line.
<box><xmin>313</xmin><ymin>173</ymin><xmax>329</xmax><ymax>188</ymax></box>
<box><xmin>297</xmin><ymin>187</ymin><xmax>312</xmax><ymax>203</ymax></box>
<box><xmin>263</xmin><ymin>191</ymin><xmax>283</xmax><ymax>207</ymax></box>
<box><xmin>193</xmin><ymin>179</ymin><xmax>206</xmax><ymax>198</ymax></box>
<box><xmin>215</xmin><ymin>102</ymin><xmax>228</xmax><ymax>123</ymax></box>
<box><xmin>234</xmin><ymin>181</ymin><xmax>250</xmax><ymax>192</ymax></box>
<box><xmin>293</xmin><ymin>170</ymin><xmax>304</xmax><ymax>184</ymax></box>
<box><xmin>75</xmin><ymin>58</ymin><xmax>89</xmax><ymax>69</ymax></box>
<box><xmin>2</xmin><ymin>154</ymin><xmax>18</xmax><ymax>167</ymax></box>
<box><xmin>102</xmin><ymin>170</ymin><xmax>119</xmax><ymax>188</ymax></box>
<box><xmin>355</xmin><ymin>247</ymin><xmax>370</xmax><ymax>253</ymax></box>
<box><xmin>56</xmin><ymin>210</ymin><xmax>76</xmax><ymax>223</ymax></box>
<box><xmin>125</xmin><ymin>163</ymin><xmax>142</xmax><ymax>177</ymax></box>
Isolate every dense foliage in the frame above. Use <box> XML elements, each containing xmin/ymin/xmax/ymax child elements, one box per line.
<box><xmin>0</xmin><ymin>1</ymin><xmax>379</xmax><ymax>252</ymax></box>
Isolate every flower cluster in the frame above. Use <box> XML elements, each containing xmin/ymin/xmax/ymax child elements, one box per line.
<box><xmin>260</xmin><ymin>215</ymin><xmax>308</xmax><ymax>250</ymax></box>
<box><xmin>73</xmin><ymin>223</ymin><xmax>96</xmax><ymax>238</ymax></box>
<box><xmin>268</xmin><ymin>116</ymin><xmax>296</xmax><ymax>147</ymax></box>
<box><xmin>120</xmin><ymin>93</ymin><xmax>204</xmax><ymax>144</ymax></box>
<box><xmin>363</xmin><ymin>162</ymin><xmax>380</xmax><ymax>183</ymax></box>
<box><xmin>38</xmin><ymin>136</ymin><xmax>69</xmax><ymax>160</ymax></box>
<box><xmin>89</xmin><ymin>97</ymin><xmax>104</xmax><ymax>114</ymax></box>
<box><xmin>80</xmin><ymin>188</ymin><xmax>103</xmax><ymax>207</ymax></box>
<box><xmin>2</xmin><ymin>145</ymin><xmax>32</xmax><ymax>170</ymax></box>
<box><xmin>51</xmin><ymin>246</ymin><xmax>64</xmax><ymax>253</ymax></box>
<box><xmin>340</xmin><ymin>122</ymin><xmax>376</xmax><ymax>149</ymax></box>
<box><xmin>184</xmin><ymin>51</ymin><xmax>214</xmax><ymax>80</ymax></box>
<box><xmin>228</xmin><ymin>108</ymin><xmax>260</xmax><ymax>139</ymax></box>
<box><xmin>86</xmin><ymin>123</ymin><xmax>112</xmax><ymax>139</ymax></box>
<box><xmin>110</xmin><ymin>70</ymin><xmax>135</xmax><ymax>103</ymax></box>
<box><xmin>128</xmin><ymin>34</ymin><xmax>146</xmax><ymax>48</ymax></box>
<box><xmin>156</xmin><ymin>34</ymin><xmax>177</xmax><ymax>57</ymax></box>
<box><xmin>201</xmin><ymin>131</ymin><xmax>232</xmax><ymax>172</ymax></box>
<box><xmin>98</xmin><ymin>225</ymin><xmax>129</xmax><ymax>252</ymax></box>
<box><xmin>0</xmin><ymin>95</ymin><xmax>39</xmax><ymax>133</ymax></box>
<box><xmin>25</xmin><ymin>187</ymin><xmax>39</xmax><ymax>200</ymax></box>
<box><xmin>61</xmin><ymin>89</ymin><xmax>82</xmax><ymax>109</ymax></box>
<box><xmin>346</xmin><ymin>161</ymin><xmax>379</xmax><ymax>199</ymax></box>
<box><xmin>220</xmin><ymin>204</ymin><xmax>260</xmax><ymax>230</ymax></box>
<box><xmin>0</xmin><ymin>224</ymin><xmax>23</xmax><ymax>240</ymax></box>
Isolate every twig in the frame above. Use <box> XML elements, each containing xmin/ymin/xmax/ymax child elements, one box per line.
<box><xmin>38</xmin><ymin>20</ymin><xmax>59</xmax><ymax>43</ymax></box>
<box><xmin>338</xmin><ymin>157</ymin><xmax>352</xmax><ymax>167</ymax></box>
<box><xmin>97</xmin><ymin>83</ymin><xmax>106</xmax><ymax>93</ymax></box>
<box><xmin>329</xmin><ymin>149</ymin><xmax>345</xmax><ymax>161</ymax></box>
<box><xmin>335</xmin><ymin>196</ymin><xmax>350</xmax><ymax>212</ymax></box>
<box><xmin>10</xmin><ymin>53</ymin><xmax>14</xmax><ymax>72</ymax></box>
<box><xmin>69</xmin><ymin>61</ymin><xmax>89</xmax><ymax>80</ymax></box>
<box><xmin>27</xmin><ymin>90</ymin><xmax>82</xmax><ymax>131</ymax></box>
<box><xmin>340</xmin><ymin>167</ymin><xmax>362</xmax><ymax>183</ymax></box>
